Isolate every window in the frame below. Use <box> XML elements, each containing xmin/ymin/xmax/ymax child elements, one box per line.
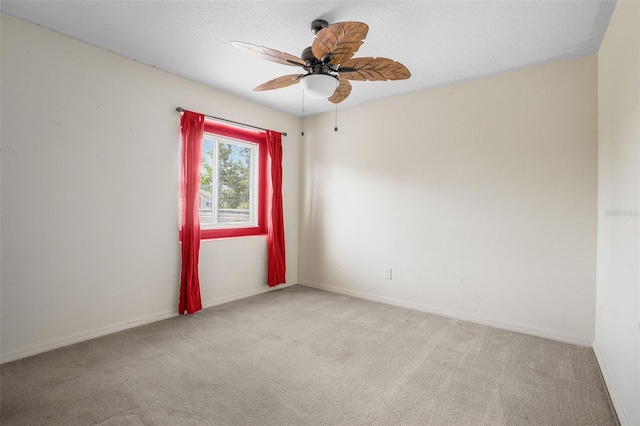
<box><xmin>200</xmin><ymin>135</ymin><xmax>257</xmax><ymax>227</ymax></box>
<box><xmin>188</xmin><ymin>120</ymin><xmax>268</xmax><ymax>239</ymax></box>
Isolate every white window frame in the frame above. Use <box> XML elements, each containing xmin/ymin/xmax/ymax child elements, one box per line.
<box><xmin>200</xmin><ymin>133</ymin><xmax>258</xmax><ymax>230</ymax></box>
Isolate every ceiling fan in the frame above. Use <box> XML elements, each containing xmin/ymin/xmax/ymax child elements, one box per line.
<box><xmin>231</xmin><ymin>19</ymin><xmax>411</xmax><ymax>104</ymax></box>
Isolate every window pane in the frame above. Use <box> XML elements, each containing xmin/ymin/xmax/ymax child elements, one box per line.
<box><xmin>195</xmin><ymin>133</ymin><xmax>257</xmax><ymax>230</ymax></box>
<box><xmin>217</xmin><ymin>142</ymin><xmax>252</xmax><ymax>224</ymax></box>
<box><xmin>200</xmin><ymin>137</ymin><xmax>214</xmax><ymax>226</ymax></box>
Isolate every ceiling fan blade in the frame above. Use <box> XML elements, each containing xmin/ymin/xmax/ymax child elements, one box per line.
<box><xmin>231</xmin><ymin>41</ymin><xmax>306</xmax><ymax>67</ymax></box>
<box><xmin>311</xmin><ymin>22</ymin><xmax>369</xmax><ymax>65</ymax></box>
<box><xmin>254</xmin><ymin>74</ymin><xmax>305</xmax><ymax>91</ymax></box>
<box><xmin>339</xmin><ymin>57</ymin><xmax>411</xmax><ymax>81</ymax></box>
<box><xmin>328</xmin><ymin>77</ymin><xmax>352</xmax><ymax>104</ymax></box>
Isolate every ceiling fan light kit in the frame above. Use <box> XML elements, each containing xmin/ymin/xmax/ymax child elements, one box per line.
<box><xmin>231</xmin><ymin>18</ymin><xmax>410</xmax><ymax>105</ymax></box>
<box><xmin>300</xmin><ymin>74</ymin><xmax>338</xmax><ymax>99</ymax></box>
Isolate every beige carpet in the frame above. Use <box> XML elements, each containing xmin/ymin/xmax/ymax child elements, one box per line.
<box><xmin>1</xmin><ymin>285</ymin><xmax>618</xmax><ymax>425</ymax></box>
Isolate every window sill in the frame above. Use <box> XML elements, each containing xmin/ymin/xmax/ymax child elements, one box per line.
<box><xmin>180</xmin><ymin>226</ymin><xmax>267</xmax><ymax>241</ymax></box>
<box><xmin>201</xmin><ymin>226</ymin><xmax>267</xmax><ymax>240</ymax></box>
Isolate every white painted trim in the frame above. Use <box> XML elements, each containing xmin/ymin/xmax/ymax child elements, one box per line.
<box><xmin>200</xmin><ymin>282</ymin><xmax>297</xmax><ymax>310</ymax></box>
<box><xmin>0</xmin><ymin>310</ymin><xmax>177</xmax><ymax>364</ymax></box>
<box><xmin>0</xmin><ymin>283</ymin><xmax>297</xmax><ymax>364</ymax></box>
<box><xmin>593</xmin><ymin>339</ymin><xmax>629</xmax><ymax>426</ymax></box>
<box><xmin>299</xmin><ymin>280</ymin><xmax>592</xmax><ymax>347</ymax></box>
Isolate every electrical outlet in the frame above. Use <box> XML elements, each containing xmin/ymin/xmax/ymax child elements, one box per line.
<box><xmin>384</xmin><ymin>267</ymin><xmax>392</xmax><ymax>280</ymax></box>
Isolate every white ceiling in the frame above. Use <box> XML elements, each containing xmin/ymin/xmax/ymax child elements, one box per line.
<box><xmin>1</xmin><ymin>1</ymin><xmax>616</xmax><ymax>117</ymax></box>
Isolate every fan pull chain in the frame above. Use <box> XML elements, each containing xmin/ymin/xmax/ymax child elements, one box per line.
<box><xmin>301</xmin><ymin>89</ymin><xmax>305</xmax><ymax>136</ymax></box>
<box><xmin>334</xmin><ymin>78</ymin><xmax>339</xmax><ymax>132</ymax></box>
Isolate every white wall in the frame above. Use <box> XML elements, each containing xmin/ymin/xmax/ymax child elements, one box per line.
<box><xmin>0</xmin><ymin>14</ymin><xmax>299</xmax><ymax>363</ymax></box>
<box><xmin>594</xmin><ymin>2</ymin><xmax>640</xmax><ymax>425</ymax></box>
<box><xmin>299</xmin><ymin>55</ymin><xmax>598</xmax><ymax>346</ymax></box>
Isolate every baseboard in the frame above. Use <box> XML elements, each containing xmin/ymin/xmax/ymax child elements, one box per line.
<box><xmin>201</xmin><ymin>281</ymin><xmax>296</xmax><ymax>310</ymax></box>
<box><xmin>299</xmin><ymin>280</ymin><xmax>592</xmax><ymax>347</ymax></box>
<box><xmin>0</xmin><ymin>309</ymin><xmax>179</xmax><ymax>364</ymax></box>
<box><xmin>0</xmin><ymin>283</ymin><xmax>297</xmax><ymax>364</ymax></box>
<box><xmin>593</xmin><ymin>339</ymin><xmax>630</xmax><ymax>426</ymax></box>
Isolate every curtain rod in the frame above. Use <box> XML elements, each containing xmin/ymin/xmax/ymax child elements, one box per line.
<box><xmin>176</xmin><ymin>107</ymin><xmax>287</xmax><ymax>137</ymax></box>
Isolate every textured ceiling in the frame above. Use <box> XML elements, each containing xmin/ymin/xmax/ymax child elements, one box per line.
<box><xmin>1</xmin><ymin>1</ymin><xmax>616</xmax><ymax>117</ymax></box>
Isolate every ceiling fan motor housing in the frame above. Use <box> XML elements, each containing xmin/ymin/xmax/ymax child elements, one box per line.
<box><xmin>301</xmin><ymin>46</ymin><xmax>316</xmax><ymax>63</ymax></box>
<box><xmin>301</xmin><ymin>47</ymin><xmax>338</xmax><ymax>74</ymax></box>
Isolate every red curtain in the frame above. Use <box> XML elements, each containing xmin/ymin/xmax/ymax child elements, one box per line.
<box><xmin>179</xmin><ymin>111</ymin><xmax>204</xmax><ymax>314</ymax></box>
<box><xmin>266</xmin><ymin>130</ymin><xmax>286</xmax><ymax>287</ymax></box>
